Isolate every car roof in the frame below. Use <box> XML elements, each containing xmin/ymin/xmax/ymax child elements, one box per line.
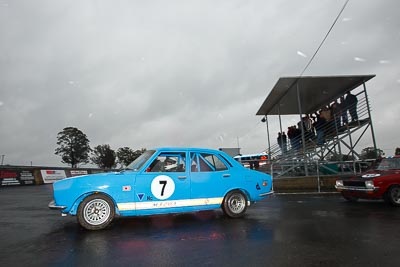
<box><xmin>152</xmin><ymin>147</ymin><xmax>223</xmax><ymax>153</ymax></box>
<box><xmin>150</xmin><ymin>147</ymin><xmax>242</xmax><ymax>168</ymax></box>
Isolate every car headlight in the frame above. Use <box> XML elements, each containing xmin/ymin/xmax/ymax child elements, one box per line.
<box><xmin>336</xmin><ymin>180</ymin><xmax>343</xmax><ymax>187</ymax></box>
<box><xmin>365</xmin><ymin>180</ymin><xmax>374</xmax><ymax>188</ymax></box>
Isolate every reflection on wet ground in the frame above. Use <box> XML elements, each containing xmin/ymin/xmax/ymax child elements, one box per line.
<box><xmin>1</xmin><ymin>187</ymin><xmax>400</xmax><ymax>266</ymax></box>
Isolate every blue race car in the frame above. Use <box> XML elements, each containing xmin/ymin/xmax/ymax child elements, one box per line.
<box><xmin>49</xmin><ymin>147</ymin><xmax>273</xmax><ymax>230</ymax></box>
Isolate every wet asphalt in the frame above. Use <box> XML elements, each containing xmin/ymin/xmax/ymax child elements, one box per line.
<box><xmin>1</xmin><ymin>185</ymin><xmax>399</xmax><ymax>267</ymax></box>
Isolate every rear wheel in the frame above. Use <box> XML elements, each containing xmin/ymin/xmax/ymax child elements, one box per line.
<box><xmin>222</xmin><ymin>190</ymin><xmax>248</xmax><ymax>218</ymax></box>
<box><xmin>385</xmin><ymin>186</ymin><xmax>400</xmax><ymax>207</ymax></box>
<box><xmin>77</xmin><ymin>194</ymin><xmax>115</xmax><ymax>230</ymax></box>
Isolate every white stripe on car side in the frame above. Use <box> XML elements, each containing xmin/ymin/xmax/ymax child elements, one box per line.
<box><xmin>117</xmin><ymin>197</ymin><xmax>224</xmax><ymax>211</ymax></box>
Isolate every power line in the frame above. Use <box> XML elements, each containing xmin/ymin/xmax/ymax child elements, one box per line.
<box><xmin>256</xmin><ymin>0</ymin><xmax>351</xmax><ymax>153</ymax></box>
<box><xmin>273</xmin><ymin>0</ymin><xmax>351</xmax><ymax>113</ymax></box>
<box><xmin>299</xmin><ymin>0</ymin><xmax>350</xmax><ymax>77</ymax></box>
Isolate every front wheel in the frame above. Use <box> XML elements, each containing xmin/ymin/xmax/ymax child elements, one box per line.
<box><xmin>385</xmin><ymin>186</ymin><xmax>400</xmax><ymax>207</ymax></box>
<box><xmin>222</xmin><ymin>190</ymin><xmax>248</xmax><ymax>218</ymax></box>
<box><xmin>77</xmin><ymin>194</ymin><xmax>115</xmax><ymax>230</ymax></box>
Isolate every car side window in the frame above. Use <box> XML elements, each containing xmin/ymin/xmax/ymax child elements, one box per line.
<box><xmin>199</xmin><ymin>153</ymin><xmax>228</xmax><ymax>172</ymax></box>
<box><xmin>213</xmin><ymin>155</ymin><xmax>229</xmax><ymax>170</ymax></box>
<box><xmin>190</xmin><ymin>152</ymin><xmax>214</xmax><ymax>172</ymax></box>
<box><xmin>147</xmin><ymin>152</ymin><xmax>186</xmax><ymax>172</ymax></box>
<box><xmin>199</xmin><ymin>156</ymin><xmax>213</xmax><ymax>172</ymax></box>
<box><xmin>190</xmin><ymin>152</ymin><xmax>199</xmax><ymax>172</ymax></box>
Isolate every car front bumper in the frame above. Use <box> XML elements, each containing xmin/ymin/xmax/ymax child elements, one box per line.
<box><xmin>335</xmin><ymin>185</ymin><xmax>379</xmax><ymax>192</ymax></box>
<box><xmin>48</xmin><ymin>200</ymin><xmax>67</xmax><ymax>210</ymax></box>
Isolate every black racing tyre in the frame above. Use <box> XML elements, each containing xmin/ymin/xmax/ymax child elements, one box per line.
<box><xmin>222</xmin><ymin>190</ymin><xmax>248</xmax><ymax>218</ymax></box>
<box><xmin>385</xmin><ymin>185</ymin><xmax>400</xmax><ymax>207</ymax></box>
<box><xmin>341</xmin><ymin>192</ymin><xmax>358</xmax><ymax>202</ymax></box>
<box><xmin>77</xmin><ymin>194</ymin><xmax>115</xmax><ymax>230</ymax></box>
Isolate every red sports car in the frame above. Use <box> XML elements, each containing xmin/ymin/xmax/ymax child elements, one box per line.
<box><xmin>335</xmin><ymin>156</ymin><xmax>400</xmax><ymax>206</ymax></box>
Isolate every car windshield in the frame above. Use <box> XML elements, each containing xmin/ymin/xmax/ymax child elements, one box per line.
<box><xmin>374</xmin><ymin>158</ymin><xmax>400</xmax><ymax>170</ymax></box>
<box><xmin>125</xmin><ymin>150</ymin><xmax>156</xmax><ymax>171</ymax></box>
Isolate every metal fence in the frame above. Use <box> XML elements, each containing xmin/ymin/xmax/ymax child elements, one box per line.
<box><xmin>255</xmin><ymin>159</ymin><xmax>376</xmax><ymax>180</ymax></box>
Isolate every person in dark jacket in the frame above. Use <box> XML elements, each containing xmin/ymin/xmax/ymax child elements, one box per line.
<box><xmin>345</xmin><ymin>92</ymin><xmax>358</xmax><ymax>122</ymax></box>
<box><xmin>338</xmin><ymin>96</ymin><xmax>348</xmax><ymax>126</ymax></box>
<box><xmin>314</xmin><ymin>114</ymin><xmax>327</xmax><ymax>145</ymax></box>
<box><xmin>282</xmin><ymin>132</ymin><xmax>287</xmax><ymax>155</ymax></box>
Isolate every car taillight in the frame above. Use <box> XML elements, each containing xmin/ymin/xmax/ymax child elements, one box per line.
<box><xmin>262</xmin><ymin>181</ymin><xmax>268</xmax><ymax>186</ymax></box>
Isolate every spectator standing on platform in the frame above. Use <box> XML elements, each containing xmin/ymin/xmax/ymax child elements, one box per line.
<box><xmin>345</xmin><ymin>91</ymin><xmax>358</xmax><ymax>122</ymax></box>
<box><xmin>314</xmin><ymin>113</ymin><xmax>326</xmax><ymax>145</ymax></box>
<box><xmin>287</xmin><ymin>126</ymin><xmax>295</xmax><ymax>151</ymax></box>
<box><xmin>277</xmin><ymin>132</ymin><xmax>282</xmax><ymax>152</ymax></box>
<box><xmin>331</xmin><ymin>101</ymin><xmax>340</xmax><ymax>130</ymax></box>
<box><xmin>303</xmin><ymin>115</ymin><xmax>313</xmax><ymax>132</ymax></box>
<box><xmin>288</xmin><ymin>126</ymin><xmax>300</xmax><ymax>152</ymax></box>
<box><xmin>282</xmin><ymin>132</ymin><xmax>287</xmax><ymax>155</ymax></box>
<box><xmin>320</xmin><ymin>106</ymin><xmax>333</xmax><ymax>135</ymax></box>
<box><xmin>276</xmin><ymin>132</ymin><xmax>282</xmax><ymax>150</ymax></box>
<box><xmin>294</xmin><ymin>126</ymin><xmax>302</xmax><ymax>151</ymax></box>
<box><xmin>338</xmin><ymin>96</ymin><xmax>348</xmax><ymax>126</ymax></box>
<box><xmin>298</xmin><ymin>115</ymin><xmax>314</xmax><ymax>144</ymax></box>
<box><xmin>320</xmin><ymin>106</ymin><xmax>332</xmax><ymax>121</ymax></box>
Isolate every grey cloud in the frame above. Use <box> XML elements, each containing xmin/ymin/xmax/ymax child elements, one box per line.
<box><xmin>1</xmin><ymin>0</ymin><xmax>400</xmax><ymax>166</ymax></box>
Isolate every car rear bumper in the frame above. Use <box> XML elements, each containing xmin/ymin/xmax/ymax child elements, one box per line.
<box><xmin>48</xmin><ymin>200</ymin><xmax>67</xmax><ymax>210</ymax></box>
<box><xmin>259</xmin><ymin>191</ymin><xmax>274</xmax><ymax>197</ymax></box>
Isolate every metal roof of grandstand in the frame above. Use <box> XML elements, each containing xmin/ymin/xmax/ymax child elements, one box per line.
<box><xmin>256</xmin><ymin>74</ymin><xmax>375</xmax><ymax>116</ymax></box>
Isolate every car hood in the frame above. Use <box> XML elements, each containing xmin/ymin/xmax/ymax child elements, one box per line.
<box><xmin>53</xmin><ymin>171</ymin><xmax>131</xmax><ymax>189</ymax></box>
<box><xmin>56</xmin><ymin>171</ymin><xmax>112</xmax><ymax>182</ymax></box>
<box><xmin>349</xmin><ymin>169</ymin><xmax>400</xmax><ymax>180</ymax></box>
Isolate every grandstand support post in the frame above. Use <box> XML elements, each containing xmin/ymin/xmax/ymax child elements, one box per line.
<box><xmin>333</xmin><ymin>113</ymin><xmax>342</xmax><ymax>160</ymax></box>
<box><xmin>347</xmin><ymin>125</ymin><xmax>356</xmax><ymax>173</ymax></box>
<box><xmin>316</xmin><ymin>159</ymin><xmax>320</xmax><ymax>193</ymax></box>
<box><xmin>270</xmin><ymin>162</ymin><xmax>274</xmax><ymax>183</ymax></box>
<box><xmin>263</xmin><ymin>115</ymin><xmax>271</xmax><ymax>162</ymax></box>
<box><xmin>363</xmin><ymin>82</ymin><xmax>378</xmax><ymax>156</ymax></box>
<box><xmin>278</xmin><ymin>106</ymin><xmax>284</xmax><ymax>156</ymax></box>
<box><xmin>296</xmin><ymin>83</ymin><xmax>308</xmax><ymax>176</ymax></box>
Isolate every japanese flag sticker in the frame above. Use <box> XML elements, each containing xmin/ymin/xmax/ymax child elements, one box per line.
<box><xmin>122</xmin><ymin>185</ymin><xmax>131</xmax><ymax>191</ymax></box>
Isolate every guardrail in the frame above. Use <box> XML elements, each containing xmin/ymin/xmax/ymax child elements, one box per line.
<box><xmin>267</xmin><ymin>159</ymin><xmax>374</xmax><ymax>177</ymax></box>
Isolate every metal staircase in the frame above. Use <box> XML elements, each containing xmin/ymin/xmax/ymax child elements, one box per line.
<box><xmin>264</xmin><ymin>94</ymin><xmax>375</xmax><ymax>177</ymax></box>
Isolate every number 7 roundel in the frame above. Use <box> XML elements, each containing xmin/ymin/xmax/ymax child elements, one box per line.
<box><xmin>150</xmin><ymin>175</ymin><xmax>175</xmax><ymax>200</ymax></box>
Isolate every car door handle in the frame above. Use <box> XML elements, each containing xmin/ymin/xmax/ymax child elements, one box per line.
<box><xmin>178</xmin><ymin>176</ymin><xmax>187</xmax><ymax>179</ymax></box>
<box><xmin>223</xmin><ymin>174</ymin><xmax>231</xmax><ymax>177</ymax></box>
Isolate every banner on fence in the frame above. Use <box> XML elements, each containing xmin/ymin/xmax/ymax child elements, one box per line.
<box><xmin>41</xmin><ymin>170</ymin><xmax>67</xmax><ymax>184</ymax></box>
<box><xmin>0</xmin><ymin>170</ymin><xmax>35</xmax><ymax>186</ymax></box>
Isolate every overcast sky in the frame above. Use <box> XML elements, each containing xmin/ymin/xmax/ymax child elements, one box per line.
<box><xmin>1</xmin><ymin>0</ymin><xmax>399</xmax><ymax>167</ymax></box>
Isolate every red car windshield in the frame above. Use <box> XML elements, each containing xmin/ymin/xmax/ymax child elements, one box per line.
<box><xmin>374</xmin><ymin>158</ymin><xmax>400</xmax><ymax>171</ymax></box>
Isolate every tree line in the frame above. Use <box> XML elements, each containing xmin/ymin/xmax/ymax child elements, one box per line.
<box><xmin>54</xmin><ymin>127</ymin><xmax>145</xmax><ymax>169</ymax></box>
<box><xmin>55</xmin><ymin>127</ymin><xmax>399</xmax><ymax>169</ymax></box>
